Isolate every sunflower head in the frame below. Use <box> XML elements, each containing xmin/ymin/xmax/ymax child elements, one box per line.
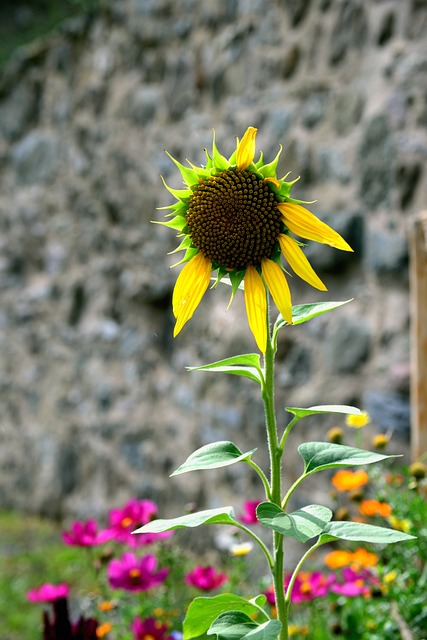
<box><xmin>157</xmin><ymin>127</ymin><xmax>352</xmax><ymax>352</ymax></box>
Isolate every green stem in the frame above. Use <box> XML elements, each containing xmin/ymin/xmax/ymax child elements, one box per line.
<box><xmin>284</xmin><ymin>540</ymin><xmax>323</xmax><ymax>606</ymax></box>
<box><xmin>279</xmin><ymin>416</ymin><xmax>300</xmax><ymax>452</ymax></box>
<box><xmin>246</xmin><ymin>459</ymin><xmax>272</xmax><ymax>501</ymax></box>
<box><xmin>262</xmin><ymin>305</ymin><xmax>288</xmax><ymax>640</ymax></box>
<box><xmin>281</xmin><ymin>473</ymin><xmax>307</xmax><ymax>510</ymax></box>
<box><xmin>233</xmin><ymin>522</ymin><xmax>274</xmax><ymax>570</ymax></box>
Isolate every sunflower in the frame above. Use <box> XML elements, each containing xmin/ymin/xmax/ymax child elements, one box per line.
<box><xmin>158</xmin><ymin>127</ymin><xmax>352</xmax><ymax>352</ymax></box>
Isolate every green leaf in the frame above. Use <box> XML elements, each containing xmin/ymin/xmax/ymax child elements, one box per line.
<box><xmin>285</xmin><ymin>405</ymin><xmax>362</xmax><ymax>420</ymax></box>
<box><xmin>165</xmin><ymin>152</ymin><xmax>200</xmax><ymax>187</ymax></box>
<box><xmin>256</xmin><ymin>503</ymin><xmax>332</xmax><ymax>543</ymax></box>
<box><xmin>275</xmin><ymin>300</ymin><xmax>353</xmax><ymax>329</ymax></box>
<box><xmin>132</xmin><ymin>506</ymin><xmax>238</xmax><ymax>535</ymax></box>
<box><xmin>227</xmin><ymin>269</ymin><xmax>247</xmax><ymax>308</ymax></box>
<box><xmin>207</xmin><ymin>611</ymin><xmax>256</xmax><ymax>639</ymax></box>
<box><xmin>257</xmin><ymin>146</ymin><xmax>282</xmax><ymax>179</ymax></box>
<box><xmin>212</xmin><ymin>130</ymin><xmax>229</xmax><ymax>171</ymax></box>
<box><xmin>249</xmin><ymin>594</ymin><xmax>267</xmax><ymax>609</ymax></box>
<box><xmin>183</xmin><ymin>594</ymin><xmax>262</xmax><ymax>640</ymax></box>
<box><xmin>299</xmin><ymin>442</ymin><xmax>399</xmax><ymax>475</ymax></box>
<box><xmin>208</xmin><ymin>612</ymin><xmax>281</xmax><ymax>640</ymax></box>
<box><xmin>171</xmin><ymin>441</ymin><xmax>257</xmax><ymax>476</ymax></box>
<box><xmin>187</xmin><ymin>354</ymin><xmax>263</xmax><ymax>384</ymax></box>
<box><xmin>319</xmin><ymin>521</ymin><xmax>416</xmax><ymax>545</ymax></box>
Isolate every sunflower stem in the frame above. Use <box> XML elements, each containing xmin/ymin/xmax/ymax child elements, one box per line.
<box><xmin>262</xmin><ymin>303</ymin><xmax>288</xmax><ymax>640</ymax></box>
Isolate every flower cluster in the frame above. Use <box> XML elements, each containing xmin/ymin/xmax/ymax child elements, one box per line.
<box><xmin>27</xmin><ymin>498</ymin><xmax>230</xmax><ymax>639</ymax></box>
<box><xmin>264</xmin><ymin>563</ymin><xmax>379</xmax><ymax>607</ymax></box>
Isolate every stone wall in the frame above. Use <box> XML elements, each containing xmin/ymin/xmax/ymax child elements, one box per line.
<box><xmin>0</xmin><ymin>0</ymin><xmax>426</xmax><ymax>521</ymax></box>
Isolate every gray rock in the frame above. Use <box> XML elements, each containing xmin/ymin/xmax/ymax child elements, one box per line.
<box><xmin>364</xmin><ymin>228</ymin><xmax>408</xmax><ymax>276</ymax></box>
<box><xmin>358</xmin><ymin>115</ymin><xmax>394</xmax><ymax>208</ymax></box>
<box><xmin>0</xmin><ymin>82</ymin><xmax>40</xmax><ymax>140</ymax></box>
<box><xmin>12</xmin><ymin>131</ymin><xmax>59</xmax><ymax>186</ymax></box>
<box><xmin>364</xmin><ymin>390</ymin><xmax>410</xmax><ymax>439</ymax></box>
<box><xmin>330</xmin><ymin>0</ymin><xmax>369</xmax><ymax>65</ymax></box>
<box><xmin>315</xmin><ymin>147</ymin><xmax>351</xmax><ymax>184</ymax></box>
<box><xmin>325</xmin><ymin>318</ymin><xmax>371</xmax><ymax>374</ymax></box>
<box><xmin>301</xmin><ymin>92</ymin><xmax>329</xmax><ymax>129</ymax></box>
<box><xmin>332</xmin><ymin>90</ymin><xmax>364</xmax><ymax>136</ymax></box>
<box><xmin>127</xmin><ymin>85</ymin><xmax>162</xmax><ymax>124</ymax></box>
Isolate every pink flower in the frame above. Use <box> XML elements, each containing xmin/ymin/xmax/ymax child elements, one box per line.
<box><xmin>107</xmin><ymin>552</ymin><xmax>168</xmax><ymax>592</ymax></box>
<box><xmin>330</xmin><ymin>567</ymin><xmax>379</xmax><ymax>597</ymax></box>
<box><xmin>265</xmin><ymin>572</ymin><xmax>334</xmax><ymax>605</ymax></box>
<box><xmin>27</xmin><ymin>583</ymin><xmax>70</xmax><ymax>603</ymax></box>
<box><xmin>131</xmin><ymin>616</ymin><xmax>173</xmax><ymax>640</ymax></box>
<box><xmin>185</xmin><ymin>565</ymin><xmax>228</xmax><ymax>591</ymax></box>
<box><xmin>285</xmin><ymin>571</ymin><xmax>333</xmax><ymax>603</ymax></box>
<box><xmin>239</xmin><ymin>501</ymin><xmax>261</xmax><ymax>524</ymax></box>
<box><xmin>264</xmin><ymin>584</ymin><xmax>276</xmax><ymax>606</ymax></box>
<box><xmin>103</xmin><ymin>498</ymin><xmax>173</xmax><ymax>547</ymax></box>
<box><xmin>62</xmin><ymin>520</ymin><xmax>113</xmax><ymax>547</ymax></box>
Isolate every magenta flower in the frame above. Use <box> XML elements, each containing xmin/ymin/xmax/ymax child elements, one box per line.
<box><xmin>239</xmin><ymin>501</ymin><xmax>261</xmax><ymax>524</ymax></box>
<box><xmin>265</xmin><ymin>572</ymin><xmax>334</xmax><ymax>605</ymax></box>
<box><xmin>27</xmin><ymin>583</ymin><xmax>70</xmax><ymax>603</ymax></box>
<box><xmin>185</xmin><ymin>565</ymin><xmax>228</xmax><ymax>591</ymax></box>
<box><xmin>62</xmin><ymin>519</ymin><xmax>113</xmax><ymax>547</ymax></box>
<box><xmin>103</xmin><ymin>498</ymin><xmax>173</xmax><ymax>547</ymax></box>
<box><xmin>285</xmin><ymin>571</ymin><xmax>333</xmax><ymax>603</ymax></box>
<box><xmin>107</xmin><ymin>552</ymin><xmax>168</xmax><ymax>592</ymax></box>
<box><xmin>330</xmin><ymin>567</ymin><xmax>378</xmax><ymax>597</ymax></box>
<box><xmin>131</xmin><ymin>616</ymin><xmax>173</xmax><ymax>640</ymax></box>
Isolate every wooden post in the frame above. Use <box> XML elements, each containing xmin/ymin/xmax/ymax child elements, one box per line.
<box><xmin>410</xmin><ymin>211</ymin><xmax>427</xmax><ymax>461</ymax></box>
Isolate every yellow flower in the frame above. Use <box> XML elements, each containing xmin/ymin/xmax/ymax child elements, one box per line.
<box><xmin>327</xmin><ymin>426</ymin><xmax>344</xmax><ymax>444</ymax></box>
<box><xmin>388</xmin><ymin>515</ymin><xmax>411</xmax><ymax>533</ymax></box>
<box><xmin>158</xmin><ymin>127</ymin><xmax>352</xmax><ymax>352</ymax></box>
<box><xmin>229</xmin><ymin>542</ymin><xmax>253</xmax><ymax>556</ymax></box>
<box><xmin>383</xmin><ymin>570</ymin><xmax>397</xmax><ymax>584</ymax></box>
<box><xmin>372</xmin><ymin>433</ymin><xmax>389</xmax><ymax>450</ymax></box>
<box><xmin>346</xmin><ymin>411</ymin><xmax>370</xmax><ymax>428</ymax></box>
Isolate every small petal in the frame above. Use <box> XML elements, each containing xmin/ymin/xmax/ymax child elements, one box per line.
<box><xmin>278</xmin><ymin>234</ymin><xmax>327</xmax><ymax>291</ymax></box>
<box><xmin>261</xmin><ymin>259</ymin><xmax>292</xmax><ymax>325</ymax></box>
<box><xmin>236</xmin><ymin>127</ymin><xmax>258</xmax><ymax>171</ymax></box>
<box><xmin>172</xmin><ymin>252</ymin><xmax>212</xmax><ymax>336</ymax></box>
<box><xmin>244</xmin><ymin>266</ymin><xmax>267</xmax><ymax>353</ymax></box>
<box><xmin>278</xmin><ymin>203</ymin><xmax>353</xmax><ymax>252</ymax></box>
<box><xmin>264</xmin><ymin>176</ymin><xmax>281</xmax><ymax>189</ymax></box>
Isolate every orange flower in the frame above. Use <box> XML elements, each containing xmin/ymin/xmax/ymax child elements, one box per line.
<box><xmin>324</xmin><ymin>550</ymin><xmax>354</xmax><ymax>569</ymax></box>
<box><xmin>331</xmin><ymin>469</ymin><xmax>369</xmax><ymax>492</ymax></box>
<box><xmin>96</xmin><ymin>622</ymin><xmax>112</xmax><ymax>638</ymax></box>
<box><xmin>359</xmin><ymin>499</ymin><xmax>392</xmax><ymax>518</ymax></box>
<box><xmin>324</xmin><ymin>548</ymin><xmax>378</xmax><ymax>570</ymax></box>
<box><xmin>97</xmin><ymin>601</ymin><xmax>115</xmax><ymax>612</ymax></box>
<box><xmin>351</xmin><ymin>548</ymin><xmax>378</xmax><ymax>568</ymax></box>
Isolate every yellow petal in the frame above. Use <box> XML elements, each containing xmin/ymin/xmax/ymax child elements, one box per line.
<box><xmin>264</xmin><ymin>177</ymin><xmax>281</xmax><ymax>189</ymax></box>
<box><xmin>278</xmin><ymin>234</ymin><xmax>327</xmax><ymax>291</ymax></box>
<box><xmin>172</xmin><ymin>252</ymin><xmax>212</xmax><ymax>336</ymax></box>
<box><xmin>261</xmin><ymin>258</ymin><xmax>292</xmax><ymax>325</ymax></box>
<box><xmin>236</xmin><ymin>127</ymin><xmax>258</xmax><ymax>171</ymax></box>
<box><xmin>244</xmin><ymin>265</ymin><xmax>267</xmax><ymax>353</ymax></box>
<box><xmin>278</xmin><ymin>202</ymin><xmax>353</xmax><ymax>252</ymax></box>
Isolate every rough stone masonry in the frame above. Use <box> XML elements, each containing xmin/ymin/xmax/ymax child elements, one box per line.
<box><xmin>0</xmin><ymin>0</ymin><xmax>426</xmax><ymax>521</ymax></box>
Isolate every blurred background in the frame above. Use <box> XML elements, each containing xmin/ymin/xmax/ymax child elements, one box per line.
<box><xmin>0</xmin><ymin>0</ymin><xmax>425</xmax><ymax>524</ymax></box>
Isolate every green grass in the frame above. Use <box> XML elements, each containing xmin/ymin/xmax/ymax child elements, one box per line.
<box><xmin>0</xmin><ymin>0</ymin><xmax>102</xmax><ymax>70</ymax></box>
<box><xmin>0</xmin><ymin>511</ymin><xmax>97</xmax><ymax>640</ymax></box>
